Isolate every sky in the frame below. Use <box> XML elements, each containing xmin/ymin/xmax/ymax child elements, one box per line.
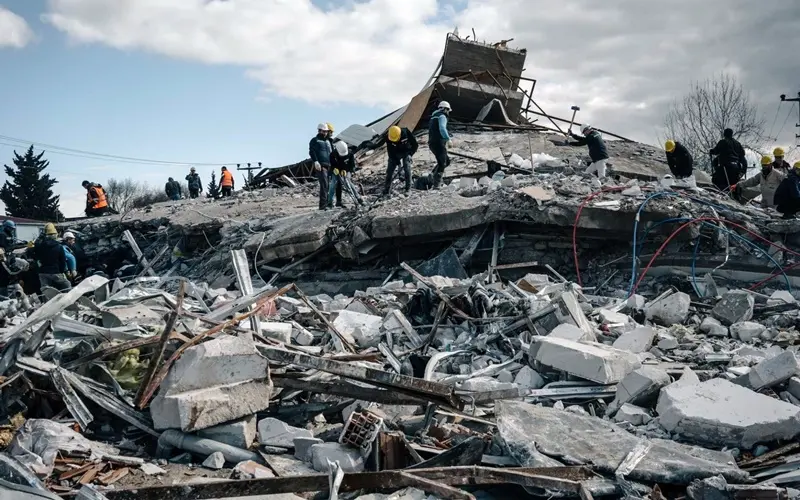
<box><xmin>0</xmin><ymin>0</ymin><xmax>798</xmax><ymax>217</ymax></box>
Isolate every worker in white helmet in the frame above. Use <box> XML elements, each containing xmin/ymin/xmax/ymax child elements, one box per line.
<box><xmin>62</xmin><ymin>231</ymin><xmax>86</xmax><ymax>277</ymax></box>
<box><xmin>309</xmin><ymin>123</ymin><xmax>333</xmax><ymax>210</ymax></box>
<box><xmin>428</xmin><ymin>101</ymin><xmax>452</xmax><ymax>188</ymax></box>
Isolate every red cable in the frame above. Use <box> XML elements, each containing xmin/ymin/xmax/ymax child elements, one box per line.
<box><xmin>750</xmin><ymin>260</ymin><xmax>800</xmax><ymax>291</ymax></box>
<box><xmin>572</xmin><ymin>186</ymin><xmax>627</xmax><ymax>286</ymax></box>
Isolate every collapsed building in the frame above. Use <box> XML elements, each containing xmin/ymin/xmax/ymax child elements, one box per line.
<box><xmin>2</xmin><ymin>32</ymin><xmax>800</xmax><ymax>499</ymax></box>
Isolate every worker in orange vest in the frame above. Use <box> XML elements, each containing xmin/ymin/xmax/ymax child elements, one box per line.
<box><xmin>219</xmin><ymin>166</ymin><xmax>234</xmax><ymax>197</ymax></box>
<box><xmin>82</xmin><ymin>180</ymin><xmax>109</xmax><ymax>217</ymax></box>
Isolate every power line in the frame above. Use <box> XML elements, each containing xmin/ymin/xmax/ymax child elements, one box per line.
<box><xmin>775</xmin><ymin>102</ymin><xmax>797</xmax><ymax>142</ymax></box>
<box><xmin>767</xmin><ymin>101</ymin><xmax>783</xmax><ymax>141</ymax></box>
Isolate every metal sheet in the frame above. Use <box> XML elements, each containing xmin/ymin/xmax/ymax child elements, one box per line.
<box><xmin>397</xmin><ymin>84</ymin><xmax>436</xmax><ymax>132</ymax></box>
<box><xmin>51</xmin><ymin>367</ymin><xmax>94</xmax><ymax>430</ymax></box>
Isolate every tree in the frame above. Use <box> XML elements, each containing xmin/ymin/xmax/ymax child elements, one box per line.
<box><xmin>207</xmin><ymin>172</ymin><xmax>220</xmax><ymax>199</ymax></box>
<box><xmin>664</xmin><ymin>73</ymin><xmax>766</xmax><ymax>172</ymax></box>
<box><xmin>105</xmin><ymin>177</ymin><xmax>144</xmax><ymax>213</ymax></box>
<box><xmin>1</xmin><ymin>145</ymin><xmax>63</xmax><ymax>220</ymax></box>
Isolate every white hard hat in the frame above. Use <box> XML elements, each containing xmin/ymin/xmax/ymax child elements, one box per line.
<box><xmin>581</xmin><ymin>124</ymin><xmax>593</xmax><ymax>133</ymax></box>
<box><xmin>335</xmin><ymin>141</ymin><xmax>349</xmax><ymax>156</ymax></box>
<box><xmin>63</xmin><ymin>231</ymin><xmax>75</xmax><ymax>240</ymax></box>
<box><xmin>317</xmin><ymin>123</ymin><xmax>329</xmax><ymax>132</ymax></box>
<box><xmin>438</xmin><ymin>101</ymin><xmax>452</xmax><ymax>111</ymax></box>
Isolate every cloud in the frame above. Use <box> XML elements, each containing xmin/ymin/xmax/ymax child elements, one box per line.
<box><xmin>42</xmin><ymin>0</ymin><xmax>800</xmax><ymax>148</ymax></box>
<box><xmin>0</xmin><ymin>6</ymin><xmax>34</xmax><ymax>48</ymax></box>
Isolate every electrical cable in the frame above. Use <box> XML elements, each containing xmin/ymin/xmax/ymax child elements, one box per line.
<box><xmin>572</xmin><ymin>186</ymin><xmax>627</xmax><ymax>286</ymax></box>
<box><xmin>775</xmin><ymin>102</ymin><xmax>798</xmax><ymax>142</ymax></box>
<box><xmin>767</xmin><ymin>101</ymin><xmax>783</xmax><ymax>141</ymax></box>
<box><xmin>691</xmin><ymin>236</ymin><xmax>703</xmax><ymax>297</ymax></box>
<box><xmin>750</xmin><ymin>260</ymin><xmax>800</xmax><ymax>291</ymax></box>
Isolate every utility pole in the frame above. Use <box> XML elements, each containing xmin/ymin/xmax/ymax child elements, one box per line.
<box><xmin>236</xmin><ymin>162</ymin><xmax>262</xmax><ymax>189</ymax></box>
<box><xmin>780</xmin><ymin>92</ymin><xmax>800</xmax><ymax>146</ymax></box>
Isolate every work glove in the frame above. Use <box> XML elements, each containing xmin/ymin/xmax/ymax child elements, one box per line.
<box><xmin>67</xmin><ymin>270</ymin><xmax>77</xmax><ymax>279</ymax></box>
<box><xmin>446</xmin><ymin>140</ymin><xmax>453</xmax><ymax>150</ymax></box>
<box><xmin>314</xmin><ymin>161</ymin><xmax>321</xmax><ymax>172</ymax></box>
<box><xmin>333</xmin><ymin>168</ymin><xmax>340</xmax><ymax>176</ymax></box>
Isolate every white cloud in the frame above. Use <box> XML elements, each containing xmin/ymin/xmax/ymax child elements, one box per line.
<box><xmin>0</xmin><ymin>6</ymin><xmax>34</xmax><ymax>48</ymax></box>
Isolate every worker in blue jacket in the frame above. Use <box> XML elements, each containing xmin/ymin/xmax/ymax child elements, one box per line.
<box><xmin>428</xmin><ymin>101</ymin><xmax>452</xmax><ymax>188</ymax></box>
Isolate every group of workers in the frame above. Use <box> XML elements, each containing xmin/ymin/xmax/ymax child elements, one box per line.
<box><xmin>309</xmin><ymin>122</ymin><xmax>362</xmax><ymax>210</ymax></box>
<box><xmin>165</xmin><ymin>166</ymin><xmax>229</xmax><ymax>201</ymax></box>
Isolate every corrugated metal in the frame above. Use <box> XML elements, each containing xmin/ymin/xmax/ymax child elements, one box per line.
<box><xmin>367</xmin><ymin>107</ymin><xmax>407</xmax><ymax>135</ymax></box>
<box><xmin>397</xmin><ymin>84</ymin><xmax>436</xmax><ymax>132</ymax></box>
<box><xmin>336</xmin><ymin>124</ymin><xmax>379</xmax><ymax>148</ymax></box>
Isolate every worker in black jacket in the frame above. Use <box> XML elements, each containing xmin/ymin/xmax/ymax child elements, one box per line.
<box><xmin>309</xmin><ymin>123</ymin><xmax>333</xmax><ymax>210</ymax></box>
<box><xmin>34</xmin><ymin>223</ymin><xmax>71</xmax><ymax>292</ymax></box>
<box><xmin>774</xmin><ymin>162</ymin><xmax>800</xmax><ymax>219</ymax></box>
<box><xmin>664</xmin><ymin>140</ymin><xmax>693</xmax><ymax>178</ymax></box>
<box><xmin>328</xmin><ymin>141</ymin><xmax>363</xmax><ymax>208</ymax></box>
<box><xmin>384</xmin><ymin>126</ymin><xmax>419</xmax><ymax>195</ymax></box>
<box><xmin>709</xmin><ymin>128</ymin><xmax>747</xmax><ymax>191</ymax></box>
<box><xmin>569</xmin><ymin>124</ymin><xmax>609</xmax><ymax>178</ymax></box>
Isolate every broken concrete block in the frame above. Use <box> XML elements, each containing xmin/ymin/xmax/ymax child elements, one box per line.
<box><xmin>234</xmin><ymin>460</ymin><xmax>274</xmax><ymax>479</ymax></box>
<box><xmin>197</xmin><ymin>415</ymin><xmax>257</xmax><ymax>450</ymax></box>
<box><xmin>293</xmin><ymin>437</ymin><xmax>323</xmax><ymax>462</ymax></box>
<box><xmin>657</xmin><ymin>333</ymin><xmax>679</xmax><ymax>351</ymax></box>
<box><xmin>260</xmin><ymin>322</ymin><xmax>292</xmax><ymax>343</ymax></box>
<box><xmin>276</xmin><ymin>296</ymin><xmax>303</xmax><ymax>313</ymax></box>
<box><xmin>671</xmin><ymin>366</ymin><xmax>701</xmax><ymax>388</ymax></box>
<box><xmin>609</xmin><ymin>366</ymin><xmax>670</xmax><ymax>413</ymax></box>
<box><xmin>598</xmin><ymin>309</ymin><xmax>630</xmax><ymax>326</ymax></box>
<box><xmin>730</xmin><ymin>321</ymin><xmax>765</xmax><ymax>342</ymax></box>
<box><xmin>548</xmin><ymin>323</ymin><xmax>594</xmax><ymax>342</ymax></box>
<box><xmin>381</xmin><ymin>310</ymin><xmax>418</xmax><ymax>345</ymax></box>
<box><xmin>140</xmin><ymin>463</ymin><xmax>166</xmax><ymax>475</ymax></box>
<box><xmin>700</xmin><ymin>317</ymin><xmax>728</xmax><ymax>337</ymax></box>
<box><xmin>514</xmin><ymin>366</ymin><xmax>545</xmax><ymax>390</ymax></box>
<box><xmin>459</xmin><ymin>377</ymin><xmax>516</xmax><ymax>392</ymax></box>
<box><xmin>496</xmin><ymin>369</ymin><xmax>514</xmax><ymax>383</ymax></box>
<box><xmin>768</xmin><ymin>290</ymin><xmax>796</xmax><ymax>306</ymax></box>
<box><xmin>613</xmin><ymin>326</ymin><xmax>655</xmax><ymax>353</ymax></box>
<box><xmin>614</xmin><ymin>403</ymin><xmax>652</xmax><ymax>426</ymax></box>
<box><xmin>310</xmin><ymin>443</ymin><xmax>365</xmax><ymax>473</ymax></box>
<box><xmin>657</xmin><ymin>378</ymin><xmax>800</xmax><ymax>448</ymax></box>
<box><xmin>625</xmin><ymin>294</ymin><xmax>646</xmax><ymax>311</ymax></box>
<box><xmin>712</xmin><ymin>291</ymin><xmax>754</xmax><ymax>326</ymax></box>
<box><xmin>333</xmin><ymin>310</ymin><xmax>383</xmax><ymax>348</ymax></box>
<box><xmin>748</xmin><ymin>351</ymin><xmax>800</xmax><ymax>391</ymax></box>
<box><xmin>257</xmin><ymin>418</ymin><xmax>313</xmax><ymax>448</ymax></box>
<box><xmin>529</xmin><ymin>337</ymin><xmax>641</xmax><ymax>384</ymax></box>
<box><xmin>202</xmin><ymin>451</ymin><xmax>225</xmax><ymax>470</ymax></box>
<box><xmin>292</xmin><ymin>327</ymin><xmax>314</xmax><ymax>346</ymax></box>
<box><xmin>645</xmin><ymin>292</ymin><xmax>690</xmax><ymax>326</ymax></box>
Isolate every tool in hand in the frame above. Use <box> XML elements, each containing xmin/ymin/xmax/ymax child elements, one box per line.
<box><xmin>566</xmin><ymin>105</ymin><xmax>580</xmax><ymax>136</ymax></box>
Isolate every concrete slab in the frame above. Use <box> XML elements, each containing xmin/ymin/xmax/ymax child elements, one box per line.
<box><xmin>645</xmin><ymin>292</ymin><xmax>690</xmax><ymax>326</ymax></box>
<box><xmin>748</xmin><ymin>351</ymin><xmax>800</xmax><ymax>391</ymax></box>
<box><xmin>657</xmin><ymin>378</ymin><xmax>800</xmax><ymax>448</ymax></box>
<box><xmin>614</xmin><ymin>403</ymin><xmax>652</xmax><ymax>426</ymax></box>
<box><xmin>293</xmin><ymin>437</ymin><xmax>323</xmax><ymax>462</ymax></box>
<box><xmin>609</xmin><ymin>366</ymin><xmax>670</xmax><ymax>414</ymax></box>
<box><xmin>333</xmin><ymin>310</ymin><xmax>383</xmax><ymax>348</ymax></box>
<box><xmin>197</xmin><ymin>415</ymin><xmax>257</xmax><ymax>450</ymax></box>
<box><xmin>310</xmin><ymin>443</ymin><xmax>365</xmax><ymax>473</ymax></box>
<box><xmin>529</xmin><ymin>337</ymin><xmax>641</xmax><ymax>384</ymax></box>
<box><xmin>548</xmin><ymin>323</ymin><xmax>593</xmax><ymax>342</ymax></box>
<box><xmin>514</xmin><ymin>366</ymin><xmax>546</xmax><ymax>390</ymax></box>
<box><xmin>712</xmin><ymin>291</ymin><xmax>754</xmax><ymax>326</ymax></box>
<box><xmin>730</xmin><ymin>322</ymin><xmax>765</xmax><ymax>342</ymax></box>
<box><xmin>257</xmin><ymin>418</ymin><xmax>313</xmax><ymax>448</ymax></box>
<box><xmin>259</xmin><ymin>322</ymin><xmax>293</xmax><ymax>343</ymax></box>
<box><xmin>613</xmin><ymin>326</ymin><xmax>656</xmax><ymax>353</ymax></box>
<box><xmin>699</xmin><ymin>317</ymin><xmax>728</xmax><ymax>337</ymax></box>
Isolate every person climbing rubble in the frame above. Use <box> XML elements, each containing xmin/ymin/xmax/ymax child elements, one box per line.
<box><xmin>773</xmin><ymin>161</ymin><xmax>800</xmax><ymax>219</ymax></box>
<box><xmin>733</xmin><ymin>155</ymin><xmax>784</xmax><ymax>208</ymax></box>
<box><xmin>328</xmin><ymin>140</ymin><xmax>362</xmax><ymax>208</ymax></box>
<box><xmin>428</xmin><ymin>101</ymin><xmax>452</xmax><ymax>189</ymax></box>
<box><xmin>165</xmin><ymin>177</ymin><xmax>182</xmax><ymax>201</ymax></box>
<box><xmin>219</xmin><ymin>166</ymin><xmax>234</xmax><ymax>197</ymax></box>
<box><xmin>309</xmin><ymin>123</ymin><xmax>333</xmax><ymax>210</ymax></box>
<box><xmin>185</xmin><ymin>167</ymin><xmax>203</xmax><ymax>199</ymax></box>
<box><xmin>82</xmin><ymin>180</ymin><xmax>109</xmax><ymax>217</ymax></box>
<box><xmin>569</xmin><ymin>124</ymin><xmax>609</xmax><ymax>178</ymax></box>
<box><xmin>34</xmin><ymin>223</ymin><xmax>71</xmax><ymax>292</ymax></box>
<box><xmin>709</xmin><ymin>128</ymin><xmax>747</xmax><ymax>192</ymax></box>
<box><xmin>383</xmin><ymin>125</ymin><xmax>418</xmax><ymax>195</ymax></box>
<box><xmin>664</xmin><ymin>140</ymin><xmax>693</xmax><ymax>179</ymax></box>
<box><xmin>773</xmin><ymin>147</ymin><xmax>791</xmax><ymax>172</ymax></box>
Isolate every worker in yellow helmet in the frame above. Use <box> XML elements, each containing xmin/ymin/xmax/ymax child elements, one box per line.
<box><xmin>734</xmin><ymin>156</ymin><xmax>784</xmax><ymax>208</ymax></box>
<box><xmin>34</xmin><ymin>223</ymin><xmax>72</xmax><ymax>292</ymax></box>
<box><xmin>773</xmin><ymin>162</ymin><xmax>800</xmax><ymax>219</ymax></box>
<box><xmin>773</xmin><ymin>147</ymin><xmax>791</xmax><ymax>172</ymax></box>
<box><xmin>664</xmin><ymin>140</ymin><xmax>693</xmax><ymax>179</ymax></box>
<box><xmin>326</xmin><ymin>123</ymin><xmax>335</xmax><ymax>142</ymax></box>
<box><xmin>383</xmin><ymin>126</ymin><xmax>419</xmax><ymax>195</ymax></box>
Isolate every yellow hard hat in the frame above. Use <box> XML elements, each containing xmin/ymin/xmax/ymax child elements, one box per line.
<box><xmin>761</xmin><ymin>155</ymin><xmax>773</xmax><ymax>166</ymax></box>
<box><xmin>774</xmin><ymin>147</ymin><xmax>785</xmax><ymax>157</ymax></box>
<box><xmin>664</xmin><ymin>140</ymin><xmax>676</xmax><ymax>153</ymax></box>
<box><xmin>326</xmin><ymin>122</ymin><xmax>334</xmax><ymax>133</ymax></box>
<box><xmin>794</xmin><ymin>161</ymin><xmax>800</xmax><ymax>170</ymax></box>
<box><xmin>388</xmin><ymin>126</ymin><xmax>402</xmax><ymax>143</ymax></box>
<box><xmin>44</xmin><ymin>223</ymin><xmax>57</xmax><ymax>235</ymax></box>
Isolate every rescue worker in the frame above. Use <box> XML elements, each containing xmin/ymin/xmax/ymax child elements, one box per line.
<box><xmin>326</xmin><ymin>123</ymin><xmax>336</xmax><ymax>142</ymax></box>
<box><xmin>774</xmin><ymin>162</ymin><xmax>800</xmax><ymax>219</ymax></box>
<box><xmin>185</xmin><ymin>167</ymin><xmax>203</xmax><ymax>199</ymax></box>
<box><xmin>328</xmin><ymin>140</ymin><xmax>363</xmax><ymax>208</ymax></box>
<box><xmin>569</xmin><ymin>124</ymin><xmax>609</xmax><ymax>178</ymax></box>
<box><xmin>709</xmin><ymin>128</ymin><xmax>747</xmax><ymax>191</ymax></box>
<box><xmin>165</xmin><ymin>177</ymin><xmax>182</xmax><ymax>200</ymax></box>
<box><xmin>665</xmin><ymin>140</ymin><xmax>693</xmax><ymax>179</ymax></box>
<box><xmin>773</xmin><ymin>147</ymin><xmax>792</xmax><ymax>172</ymax></box>
<box><xmin>429</xmin><ymin>101</ymin><xmax>452</xmax><ymax>188</ymax></box>
<box><xmin>384</xmin><ymin>125</ymin><xmax>418</xmax><ymax>195</ymax></box>
<box><xmin>0</xmin><ymin>220</ymin><xmax>17</xmax><ymax>254</ymax></box>
<box><xmin>219</xmin><ymin>166</ymin><xmax>234</xmax><ymax>197</ymax></box>
<box><xmin>63</xmin><ymin>231</ymin><xmax>87</xmax><ymax>276</ymax></box>
<box><xmin>734</xmin><ymin>156</ymin><xmax>785</xmax><ymax>208</ymax></box>
<box><xmin>82</xmin><ymin>180</ymin><xmax>109</xmax><ymax>217</ymax></box>
<box><xmin>34</xmin><ymin>223</ymin><xmax>71</xmax><ymax>292</ymax></box>
<box><xmin>309</xmin><ymin>123</ymin><xmax>333</xmax><ymax>210</ymax></box>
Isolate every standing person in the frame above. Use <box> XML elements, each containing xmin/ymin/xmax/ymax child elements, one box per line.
<box><xmin>219</xmin><ymin>166</ymin><xmax>234</xmax><ymax>197</ymax></box>
<box><xmin>328</xmin><ymin>140</ymin><xmax>363</xmax><ymax>208</ymax></box>
<box><xmin>165</xmin><ymin>177</ymin><xmax>181</xmax><ymax>200</ymax></box>
<box><xmin>34</xmin><ymin>223</ymin><xmax>71</xmax><ymax>292</ymax></box>
<box><xmin>82</xmin><ymin>180</ymin><xmax>109</xmax><ymax>217</ymax></box>
<box><xmin>63</xmin><ymin>231</ymin><xmax>87</xmax><ymax>276</ymax></box>
<box><xmin>384</xmin><ymin>126</ymin><xmax>418</xmax><ymax>195</ymax></box>
<box><xmin>709</xmin><ymin>128</ymin><xmax>747</xmax><ymax>191</ymax></box>
<box><xmin>326</xmin><ymin>123</ymin><xmax>336</xmax><ymax>142</ymax></box>
<box><xmin>428</xmin><ymin>101</ymin><xmax>452</xmax><ymax>189</ymax></box>
<box><xmin>664</xmin><ymin>140</ymin><xmax>693</xmax><ymax>179</ymax></box>
<box><xmin>569</xmin><ymin>124</ymin><xmax>609</xmax><ymax>178</ymax></box>
<box><xmin>185</xmin><ymin>167</ymin><xmax>203</xmax><ymax>199</ymax></box>
<box><xmin>774</xmin><ymin>162</ymin><xmax>800</xmax><ymax>219</ymax></box>
<box><xmin>734</xmin><ymin>156</ymin><xmax>785</xmax><ymax>208</ymax></box>
<box><xmin>309</xmin><ymin>123</ymin><xmax>333</xmax><ymax>210</ymax></box>
<box><xmin>773</xmin><ymin>147</ymin><xmax>791</xmax><ymax>172</ymax></box>
<box><xmin>0</xmin><ymin>220</ymin><xmax>17</xmax><ymax>254</ymax></box>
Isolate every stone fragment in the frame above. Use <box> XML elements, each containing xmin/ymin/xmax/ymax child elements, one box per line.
<box><xmin>292</xmin><ymin>327</ymin><xmax>314</xmax><ymax>346</ymax></box>
<box><xmin>645</xmin><ymin>292</ymin><xmax>690</xmax><ymax>326</ymax></box>
<box><xmin>625</xmin><ymin>294</ymin><xmax>646</xmax><ymax>311</ymax></box>
<box><xmin>260</xmin><ymin>322</ymin><xmax>292</xmax><ymax>343</ymax></box>
<box><xmin>459</xmin><ymin>377</ymin><xmax>516</xmax><ymax>392</ymax></box>
<box><xmin>670</xmin><ymin>366</ymin><xmax>701</xmax><ymax>388</ymax></box>
<box><xmin>202</xmin><ymin>451</ymin><xmax>225</xmax><ymax>470</ymax></box>
<box><xmin>140</xmin><ymin>463</ymin><xmax>166</xmax><ymax>475</ymax></box>
<box><xmin>598</xmin><ymin>309</ymin><xmax>630</xmax><ymax>326</ymax></box>
<box><xmin>496</xmin><ymin>369</ymin><xmax>514</xmax><ymax>383</ymax></box>
<box><xmin>614</xmin><ymin>403</ymin><xmax>652</xmax><ymax>426</ymax></box>
<box><xmin>657</xmin><ymin>333</ymin><xmax>679</xmax><ymax>351</ymax></box>
<box><xmin>234</xmin><ymin>460</ymin><xmax>274</xmax><ymax>479</ymax></box>
<box><xmin>293</xmin><ymin>437</ymin><xmax>323</xmax><ymax>462</ymax></box>
<box><xmin>258</xmin><ymin>418</ymin><xmax>313</xmax><ymax>448</ymax></box>
<box><xmin>609</xmin><ymin>366</ymin><xmax>670</xmax><ymax>413</ymax></box>
<box><xmin>700</xmin><ymin>317</ymin><xmax>728</xmax><ymax>337</ymax></box>
<box><xmin>514</xmin><ymin>366</ymin><xmax>546</xmax><ymax>390</ymax></box>
<box><xmin>333</xmin><ymin>310</ymin><xmax>383</xmax><ymax>348</ymax></box>
<box><xmin>197</xmin><ymin>415</ymin><xmax>257</xmax><ymax>450</ymax></box>
<box><xmin>730</xmin><ymin>322</ymin><xmax>765</xmax><ymax>342</ymax></box>
<box><xmin>310</xmin><ymin>443</ymin><xmax>365</xmax><ymax>473</ymax></box>
<box><xmin>712</xmin><ymin>291</ymin><xmax>754</xmax><ymax>326</ymax></box>
<box><xmin>612</xmin><ymin>326</ymin><xmax>656</xmax><ymax>353</ymax></box>
<box><xmin>788</xmin><ymin>377</ymin><xmax>800</xmax><ymax>401</ymax></box>
<box><xmin>657</xmin><ymin>378</ymin><xmax>800</xmax><ymax>448</ymax></box>
<box><xmin>768</xmin><ymin>290</ymin><xmax>796</xmax><ymax>306</ymax></box>
<box><xmin>529</xmin><ymin>337</ymin><xmax>641</xmax><ymax>384</ymax></box>
<box><xmin>748</xmin><ymin>351</ymin><xmax>800</xmax><ymax>391</ymax></box>
<box><xmin>548</xmin><ymin>323</ymin><xmax>594</xmax><ymax>342</ymax></box>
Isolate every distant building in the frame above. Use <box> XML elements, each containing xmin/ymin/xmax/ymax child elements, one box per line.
<box><xmin>0</xmin><ymin>216</ymin><xmax>47</xmax><ymax>242</ymax></box>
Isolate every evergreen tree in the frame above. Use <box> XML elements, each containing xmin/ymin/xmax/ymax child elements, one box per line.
<box><xmin>1</xmin><ymin>146</ymin><xmax>63</xmax><ymax>220</ymax></box>
<box><xmin>207</xmin><ymin>171</ymin><xmax>221</xmax><ymax>199</ymax></box>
